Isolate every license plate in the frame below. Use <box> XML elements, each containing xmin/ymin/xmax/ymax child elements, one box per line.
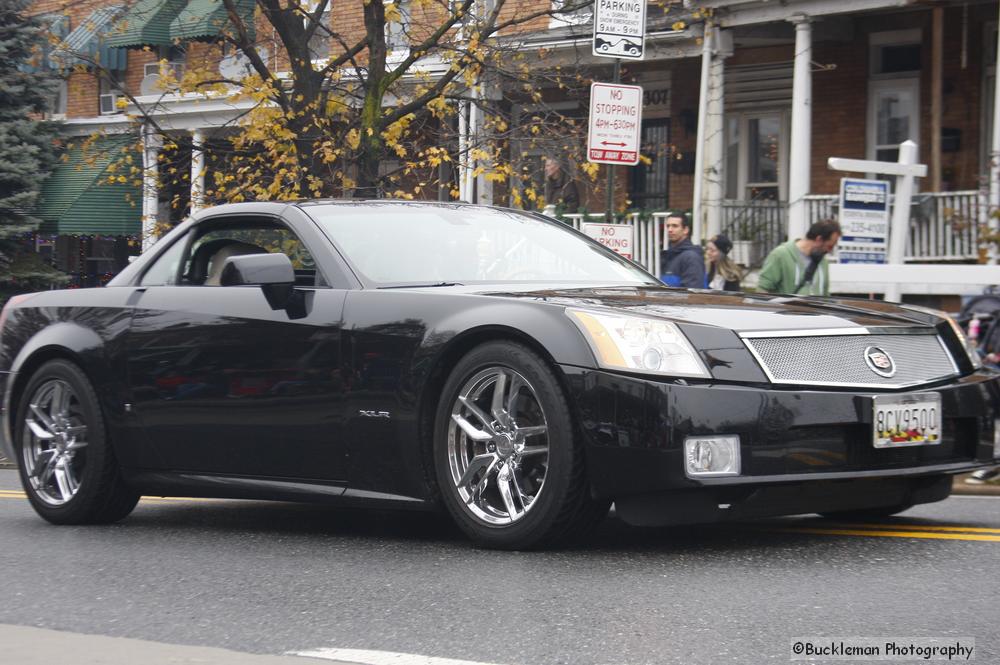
<box><xmin>873</xmin><ymin>393</ymin><xmax>942</xmax><ymax>448</ymax></box>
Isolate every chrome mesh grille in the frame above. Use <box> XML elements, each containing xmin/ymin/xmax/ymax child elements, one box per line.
<box><xmin>743</xmin><ymin>334</ymin><xmax>958</xmax><ymax>388</ymax></box>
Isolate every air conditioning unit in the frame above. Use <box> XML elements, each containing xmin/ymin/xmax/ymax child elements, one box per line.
<box><xmin>99</xmin><ymin>91</ymin><xmax>122</xmax><ymax>115</ymax></box>
<box><xmin>144</xmin><ymin>61</ymin><xmax>185</xmax><ymax>79</ymax></box>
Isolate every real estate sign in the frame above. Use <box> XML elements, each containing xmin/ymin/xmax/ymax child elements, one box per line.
<box><xmin>592</xmin><ymin>0</ymin><xmax>646</xmax><ymax>59</ymax></box>
<box><xmin>838</xmin><ymin>177</ymin><xmax>890</xmax><ymax>264</ymax></box>
<box><xmin>587</xmin><ymin>82</ymin><xmax>642</xmax><ymax>165</ymax></box>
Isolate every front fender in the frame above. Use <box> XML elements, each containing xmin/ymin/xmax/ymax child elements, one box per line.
<box><xmin>3</xmin><ymin>308</ymin><xmax>136</xmax><ymax>465</ymax></box>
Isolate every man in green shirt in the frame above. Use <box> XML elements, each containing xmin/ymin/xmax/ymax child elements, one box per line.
<box><xmin>757</xmin><ymin>220</ymin><xmax>841</xmax><ymax>296</ymax></box>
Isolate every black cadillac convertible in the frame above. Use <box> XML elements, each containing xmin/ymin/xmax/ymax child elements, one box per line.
<box><xmin>0</xmin><ymin>201</ymin><xmax>997</xmax><ymax>549</ymax></box>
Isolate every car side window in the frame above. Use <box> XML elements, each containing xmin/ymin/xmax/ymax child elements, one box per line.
<box><xmin>139</xmin><ymin>234</ymin><xmax>190</xmax><ymax>286</ymax></box>
<box><xmin>181</xmin><ymin>219</ymin><xmax>325</xmax><ymax>287</ymax></box>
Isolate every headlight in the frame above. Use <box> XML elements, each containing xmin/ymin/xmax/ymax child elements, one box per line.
<box><xmin>567</xmin><ymin>309</ymin><xmax>710</xmax><ymax>377</ymax></box>
<box><xmin>900</xmin><ymin>303</ymin><xmax>981</xmax><ymax>369</ymax></box>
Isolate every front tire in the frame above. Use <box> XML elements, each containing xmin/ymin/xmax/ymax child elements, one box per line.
<box><xmin>15</xmin><ymin>359</ymin><xmax>139</xmax><ymax>525</ymax></box>
<box><xmin>433</xmin><ymin>341</ymin><xmax>608</xmax><ymax>549</ymax></box>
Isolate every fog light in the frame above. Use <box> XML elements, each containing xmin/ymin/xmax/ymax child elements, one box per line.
<box><xmin>684</xmin><ymin>435</ymin><xmax>741</xmax><ymax>477</ymax></box>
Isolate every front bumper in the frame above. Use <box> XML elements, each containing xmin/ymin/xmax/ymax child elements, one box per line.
<box><xmin>563</xmin><ymin>366</ymin><xmax>1000</xmax><ymax>501</ymax></box>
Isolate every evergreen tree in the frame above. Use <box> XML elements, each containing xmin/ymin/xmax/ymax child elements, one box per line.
<box><xmin>0</xmin><ymin>0</ymin><xmax>64</xmax><ymax>291</ymax></box>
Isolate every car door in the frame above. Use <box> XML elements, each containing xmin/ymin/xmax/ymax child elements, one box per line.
<box><xmin>124</xmin><ymin>213</ymin><xmax>350</xmax><ymax>481</ymax></box>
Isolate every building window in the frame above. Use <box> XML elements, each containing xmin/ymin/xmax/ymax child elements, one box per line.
<box><xmin>385</xmin><ymin>0</ymin><xmax>411</xmax><ymax>56</ymax></box>
<box><xmin>870</xmin><ymin>29</ymin><xmax>923</xmax><ymax>77</ymax></box>
<box><xmin>867</xmin><ymin>30</ymin><xmax>921</xmax><ymax>180</ymax></box>
<box><xmin>869</xmin><ymin>79</ymin><xmax>918</xmax><ymax>164</ymax></box>
<box><xmin>99</xmin><ymin>77</ymin><xmax>123</xmax><ymax>115</ymax></box>
<box><xmin>725</xmin><ymin>111</ymin><xmax>788</xmax><ymax>201</ymax></box>
<box><xmin>549</xmin><ymin>0</ymin><xmax>592</xmax><ymax>28</ymax></box>
<box><xmin>46</xmin><ymin>79</ymin><xmax>68</xmax><ymax>119</ymax></box>
<box><xmin>307</xmin><ymin>9</ymin><xmax>332</xmax><ymax>61</ymax></box>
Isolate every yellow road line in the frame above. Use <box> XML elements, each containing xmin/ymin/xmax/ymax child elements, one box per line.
<box><xmin>758</xmin><ymin>526</ymin><xmax>1000</xmax><ymax>542</ymax></box>
<box><xmin>0</xmin><ymin>490</ymin><xmax>222</xmax><ymax>504</ymax></box>
<box><xmin>818</xmin><ymin>521</ymin><xmax>1000</xmax><ymax>534</ymax></box>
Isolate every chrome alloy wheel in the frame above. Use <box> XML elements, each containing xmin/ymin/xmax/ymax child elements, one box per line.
<box><xmin>21</xmin><ymin>379</ymin><xmax>89</xmax><ymax>506</ymax></box>
<box><xmin>447</xmin><ymin>366</ymin><xmax>549</xmax><ymax>525</ymax></box>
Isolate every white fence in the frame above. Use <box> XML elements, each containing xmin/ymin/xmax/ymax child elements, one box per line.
<box><xmin>805</xmin><ymin>190</ymin><xmax>984</xmax><ymax>263</ymax></box>
<box><xmin>560</xmin><ymin>212</ymin><xmax>672</xmax><ymax>276</ymax></box>
<box><xmin>558</xmin><ymin>190</ymin><xmax>986</xmax><ymax>275</ymax></box>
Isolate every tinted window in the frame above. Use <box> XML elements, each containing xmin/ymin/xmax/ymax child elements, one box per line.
<box><xmin>304</xmin><ymin>204</ymin><xmax>656</xmax><ymax>287</ymax></box>
<box><xmin>182</xmin><ymin>221</ymin><xmax>323</xmax><ymax>287</ymax></box>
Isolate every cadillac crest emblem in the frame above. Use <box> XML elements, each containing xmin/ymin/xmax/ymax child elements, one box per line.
<box><xmin>864</xmin><ymin>346</ymin><xmax>896</xmax><ymax>378</ymax></box>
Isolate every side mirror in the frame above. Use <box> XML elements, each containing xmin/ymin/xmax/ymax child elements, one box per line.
<box><xmin>219</xmin><ymin>253</ymin><xmax>295</xmax><ymax>310</ymax></box>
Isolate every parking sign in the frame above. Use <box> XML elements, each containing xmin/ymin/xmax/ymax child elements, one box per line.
<box><xmin>582</xmin><ymin>222</ymin><xmax>634</xmax><ymax>259</ymax></box>
<box><xmin>587</xmin><ymin>82</ymin><xmax>642</xmax><ymax>165</ymax></box>
<box><xmin>593</xmin><ymin>0</ymin><xmax>646</xmax><ymax>59</ymax></box>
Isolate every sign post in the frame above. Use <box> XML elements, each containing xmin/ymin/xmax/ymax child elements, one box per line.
<box><xmin>827</xmin><ymin>140</ymin><xmax>927</xmax><ymax>302</ymax></box>
<box><xmin>590</xmin><ymin>0</ymin><xmax>645</xmax><ymax>219</ymax></box>
<box><xmin>837</xmin><ymin>178</ymin><xmax>889</xmax><ymax>264</ymax></box>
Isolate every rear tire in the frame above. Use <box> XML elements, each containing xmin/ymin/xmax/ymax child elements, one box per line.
<box><xmin>433</xmin><ymin>341</ymin><xmax>609</xmax><ymax>549</ymax></box>
<box><xmin>15</xmin><ymin>359</ymin><xmax>139</xmax><ymax>525</ymax></box>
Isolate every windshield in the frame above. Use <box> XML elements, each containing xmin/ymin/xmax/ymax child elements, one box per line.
<box><xmin>303</xmin><ymin>203</ymin><xmax>657</xmax><ymax>287</ymax></box>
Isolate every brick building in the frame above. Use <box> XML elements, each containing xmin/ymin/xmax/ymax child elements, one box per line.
<box><xmin>26</xmin><ymin>0</ymin><xmax>1000</xmax><ymax>280</ymax></box>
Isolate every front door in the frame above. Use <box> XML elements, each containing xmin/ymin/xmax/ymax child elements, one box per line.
<box><xmin>124</xmin><ymin>216</ymin><xmax>349</xmax><ymax>481</ymax></box>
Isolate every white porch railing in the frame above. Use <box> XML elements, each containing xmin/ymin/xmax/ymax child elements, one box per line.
<box><xmin>805</xmin><ymin>190</ymin><xmax>984</xmax><ymax>263</ymax></box>
<box><xmin>560</xmin><ymin>212</ymin><xmax>672</xmax><ymax>276</ymax></box>
<box><xmin>556</xmin><ymin>190</ymin><xmax>986</xmax><ymax>276</ymax></box>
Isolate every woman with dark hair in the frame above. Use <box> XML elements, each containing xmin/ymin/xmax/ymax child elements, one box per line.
<box><xmin>705</xmin><ymin>234</ymin><xmax>742</xmax><ymax>291</ymax></box>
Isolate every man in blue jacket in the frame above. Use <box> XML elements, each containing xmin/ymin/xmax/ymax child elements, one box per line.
<box><xmin>660</xmin><ymin>212</ymin><xmax>705</xmax><ymax>288</ymax></box>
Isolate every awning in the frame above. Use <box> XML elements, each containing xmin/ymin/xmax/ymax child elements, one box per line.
<box><xmin>52</xmin><ymin>6</ymin><xmax>129</xmax><ymax>71</ymax></box>
<box><xmin>170</xmin><ymin>0</ymin><xmax>256</xmax><ymax>42</ymax></box>
<box><xmin>20</xmin><ymin>15</ymin><xmax>69</xmax><ymax>73</ymax></box>
<box><xmin>38</xmin><ymin>137</ymin><xmax>142</xmax><ymax>236</ymax></box>
<box><xmin>104</xmin><ymin>0</ymin><xmax>189</xmax><ymax>48</ymax></box>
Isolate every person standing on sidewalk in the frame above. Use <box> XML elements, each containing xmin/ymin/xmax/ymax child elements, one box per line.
<box><xmin>757</xmin><ymin>220</ymin><xmax>841</xmax><ymax>296</ymax></box>
<box><xmin>706</xmin><ymin>233</ymin><xmax>743</xmax><ymax>291</ymax></box>
<box><xmin>660</xmin><ymin>212</ymin><xmax>705</xmax><ymax>288</ymax></box>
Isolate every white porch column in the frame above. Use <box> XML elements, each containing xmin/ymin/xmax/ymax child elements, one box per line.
<box><xmin>990</xmin><ymin>0</ymin><xmax>1000</xmax><ymax>263</ymax></box>
<box><xmin>465</xmin><ymin>101</ymin><xmax>478</xmax><ymax>202</ymax></box>
<box><xmin>691</xmin><ymin>22</ymin><xmax>713</xmax><ymax>244</ymax></box>
<box><xmin>704</xmin><ymin>28</ymin><xmax>729</xmax><ymax>240</ymax></box>
<box><xmin>141</xmin><ymin>124</ymin><xmax>161</xmax><ymax>252</ymax></box>
<box><xmin>190</xmin><ymin>129</ymin><xmax>205</xmax><ymax>215</ymax></box>
<box><xmin>458</xmin><ymin>101</ymin><xmax>469</xmax><ymax>202</ymax></box>
<box><xmin>787</xmin><ymin>14</ymin><xmax>813</xmax><ymax>241</ymax></box>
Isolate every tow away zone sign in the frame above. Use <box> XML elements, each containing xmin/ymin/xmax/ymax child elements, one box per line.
<box><xmin>587</xmin><ymin>82</ymin><xmax>642</xmax><ymax>165</ymax></box>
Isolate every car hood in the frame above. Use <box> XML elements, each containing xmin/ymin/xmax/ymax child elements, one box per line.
<box><xmin>469</xmin><ymin>284</ymin><xmax>939</xmax><ymax>333</ymax></box>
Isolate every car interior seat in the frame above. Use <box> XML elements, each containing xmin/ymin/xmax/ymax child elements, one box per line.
<box><xmin>200</xmin><ymin>241</ymin><xmax>269</xmax><ymax>286</ymax></box>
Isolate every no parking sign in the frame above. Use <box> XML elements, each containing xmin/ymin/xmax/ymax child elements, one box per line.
<box><xmin>582</xmin><ymin>222</ymin><xmax>634</xmax><ymax>259</ymax></box>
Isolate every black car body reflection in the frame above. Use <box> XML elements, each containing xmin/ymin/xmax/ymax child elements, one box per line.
<box><xmin>0</xmin><ymin>201</ymin><xmax>997</xmax><ymax>549</ymax></box>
